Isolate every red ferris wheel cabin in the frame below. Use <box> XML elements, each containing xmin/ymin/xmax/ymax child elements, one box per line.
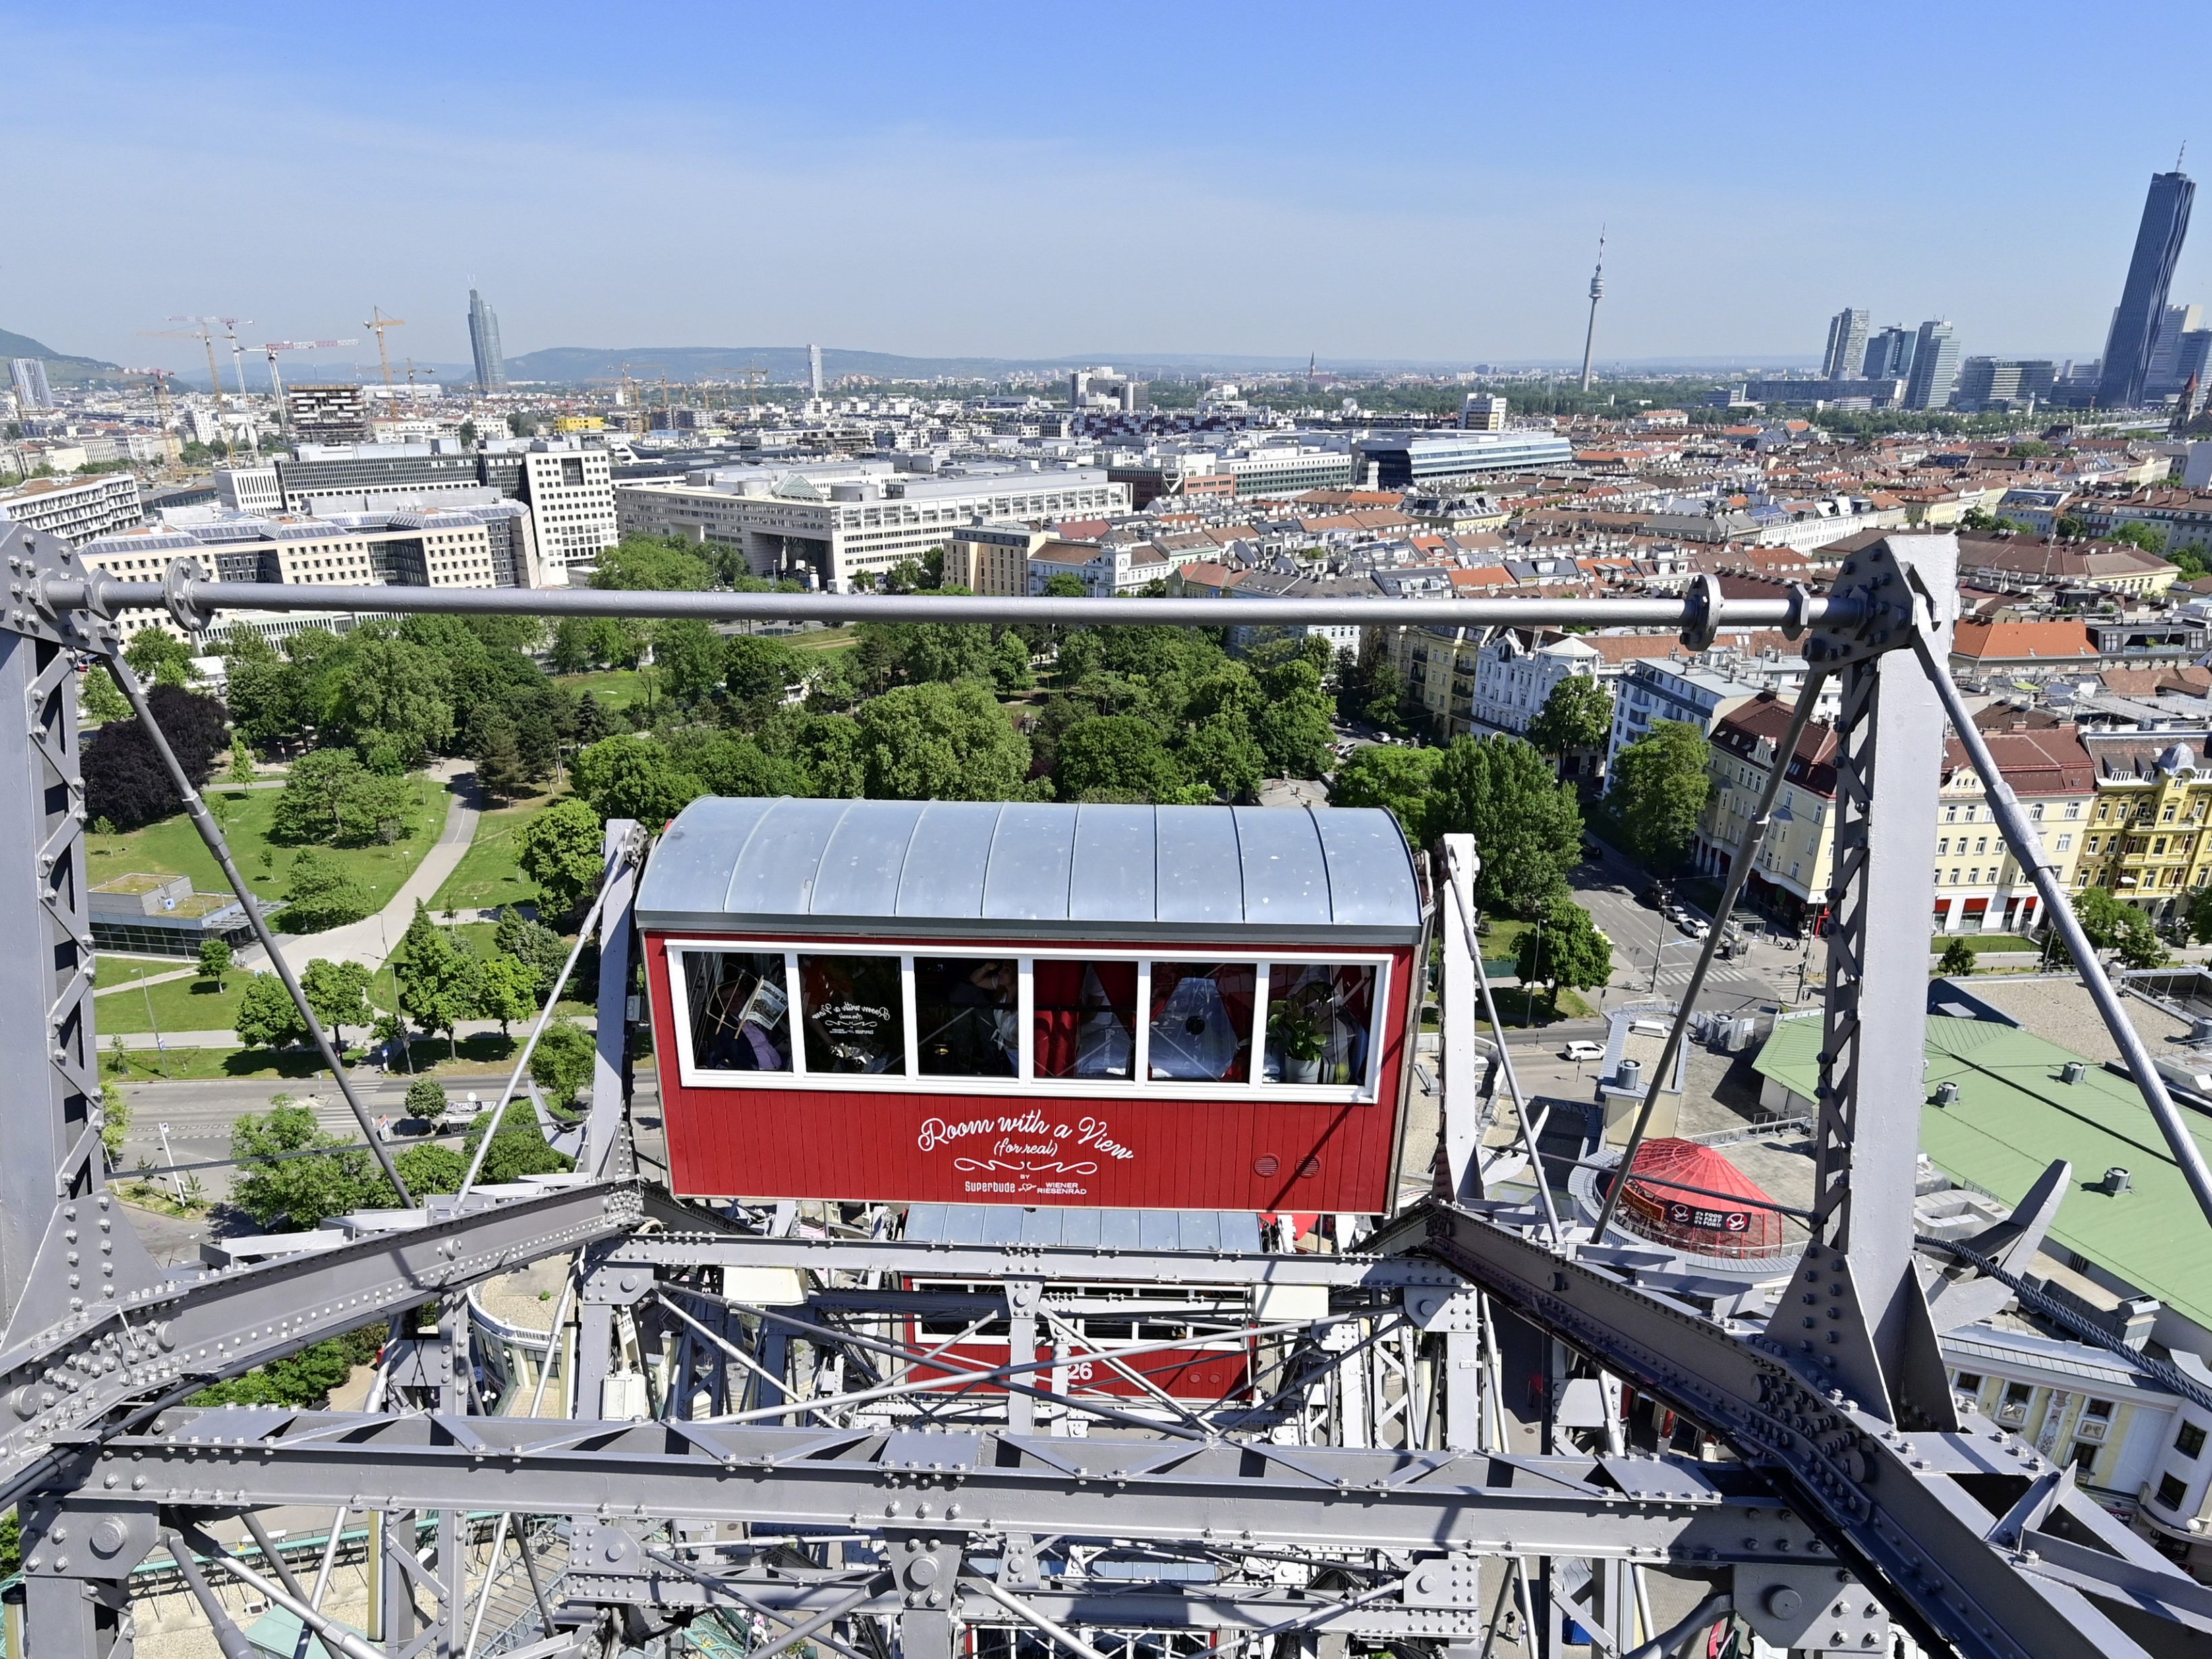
<box><xmin>637</xmin><ymin>797</ymin><xmax>1431</xmax><ymax>1214</ymax></box>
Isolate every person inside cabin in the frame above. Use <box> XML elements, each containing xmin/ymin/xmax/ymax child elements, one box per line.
<box><xmin>797</xmin><ymin>953</ymin><xmax>906</xmax><ymax>1074</ymax></box>
<box><xmin>689</xmin><ymin>951</ymin><xmax>792</xmax><ymax>1072</ymax></box>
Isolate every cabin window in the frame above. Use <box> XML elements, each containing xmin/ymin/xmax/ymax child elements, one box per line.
<box><xmin>797</xmin><ymin>954</ymin><xmax>906</xmax><ymax>1075</ymax></box>
<box><xmin>683</xmin><ymin>951</ymin><xmax>793</xmax><ymax>1073</ymax></box>
<box><xmin>1147</xmin><ymin>963</ymin><xmax>1256</xmax><ymax>1082</ymax></box>
<box><xmin>1264</xmin><ymin>963</ymin><xmax>1377</xmax><ymax>1086</ymax></box>
<box><xmin>915</xmin><ymin>957</ymin><xmax>1019</xmax><ymax>1077</ymax></box>
<box><xmin>1033</xmin><ymin>961</ymin><xmax>1139</xmax><ymax>1080</ymax></box>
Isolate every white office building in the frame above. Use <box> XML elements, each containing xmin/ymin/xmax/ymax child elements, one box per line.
<box><xmin>615</xmin><ymin>462</ymin><xmax>1130</xmax><ymax>591</ymax></box>
<box><xmin>0</xmin><ymin>470</ymin><xmax>144</xmax><ymax>547</ymax></box>
<box><xmin>519</xmin><ymin>445</ymin><xmax>618</xmax><ymax>584</ymax></box>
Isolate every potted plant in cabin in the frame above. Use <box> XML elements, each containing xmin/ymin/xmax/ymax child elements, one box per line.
<box><xmin>1268</xmin><ymin>990</ymin><xmax>1330</xmax><ymax>1084</ymax></box>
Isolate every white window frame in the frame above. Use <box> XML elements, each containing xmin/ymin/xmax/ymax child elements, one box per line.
<box><xmin>660</xmin><ymin>938</ymin><xmax>1392</xmax><ymax>1105</ymax></box>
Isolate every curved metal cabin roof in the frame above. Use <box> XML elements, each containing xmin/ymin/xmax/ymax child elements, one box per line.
<box><xmin>635</xmin><ymin>797</ymin><xmax>1423</xmax><ymax>944</ymax></box>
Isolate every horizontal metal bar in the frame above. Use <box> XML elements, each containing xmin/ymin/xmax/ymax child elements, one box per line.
<box><xmin>612</xmin><ymin>1233</ymin><xmax>1459</xmax><ymax>1289</ymax></box>
<box><xmin>0</xmin><ymin>1179</ymin><xmax>637</xmax><ymax>1509</ymax></box>
<box><xmin>90</xmin><ymin>1407</ymin><xmax>1813</xmax><ymax>1562</ymax></box>
<box><xmin>51</xmin><ymin>576</ymin><xmax>1858</xmax><ymax>632</ymax></box>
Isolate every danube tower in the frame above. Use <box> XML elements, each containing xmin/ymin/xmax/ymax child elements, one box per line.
<box><xmin>1579</xmin><ymin>231</ymin><xmax>1606</xmax><ymax>392</ymax></box>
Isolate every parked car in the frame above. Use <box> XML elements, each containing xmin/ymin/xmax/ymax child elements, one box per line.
<box><xmin>1561</xmin><ymin>1040</ymin><xmax>1606</xmax><ymax>1062</ymax></box>
<box><xmin>1678</xmin><ymin>918</ymin><xmax>1709</xmax><ymax>939</ymax></box>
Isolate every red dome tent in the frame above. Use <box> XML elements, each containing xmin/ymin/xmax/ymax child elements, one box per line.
<box><xmin>1611</xmin><ymin>1137</ymin><xmax>1786</xmax><ymax>1258</ymax></box>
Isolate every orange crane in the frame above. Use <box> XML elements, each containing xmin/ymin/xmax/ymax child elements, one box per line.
<box><xmin>258</xmin><ymin>339</ymin><xmax>357</xmax><ymax>435</ymax></box>
<box><xmin>362</xmin><ymin>308</ymin><xmax>407</xmax><ymax>387</ymax></box>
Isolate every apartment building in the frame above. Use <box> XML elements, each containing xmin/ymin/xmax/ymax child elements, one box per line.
<box><xmin>1932</xmin><ymin>725</ymin><xmax>2093</xmax><ymax>934</ymax></box>
<box><xmin>1025</xmin><ymin>538</ymin><xmax>1170</xmax><ymax>598</ymax></box>
<box><xmin>1692</xmin><ymin>694</ymin><xmax>1840</xmax><ymax>928</ymax></box>
<box><xmin>2073</xmin><ymin>732</ymin><xmax>2212</xmax><ymax>926</ymax></box>
<box><xmin>615</xmin><ymin>462</ymin><xmax>1129</xmax><ymax>591</ymax></box>
<box><xmin>0</xmin><ymin>470</ymin><xmax>144</xmax><ymax>546</ymax></box>
<box><xmin>78</xmin><ymin>499</ymin><xmax>536</xmax><ymax>644</ymax></box>
<box><xmin>519</xmin><ymin>446</ymin><xmax>617</xmax><ymax>582</ymax></box>
<box><xmin>943</xmin><ymin>522</ymin><xmax>1046</xmax><ymax>596</ymax></box>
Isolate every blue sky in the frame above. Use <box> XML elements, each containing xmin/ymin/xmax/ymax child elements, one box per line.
<box><xmin>7</xmin><ymin>1</ymin><xmax>2209</xmax><ymax>374</ymax></box>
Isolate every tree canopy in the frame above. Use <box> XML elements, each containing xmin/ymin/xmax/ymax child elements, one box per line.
<box><xmin>1427</xmin><ymin>735</ymin><xmax>1584</xmax><ymax>915</ymax></box>
<box><xmin>1328</xmin><ymin>744</ymin><xmax>1444</xmax><ymax>841</ymax></box>
<box><xmin>82</xmin><ymin>685</ymin><xmax>229</xmax><ymax>831</ymax></box>
<box><xmin>1529</xmin><ymin>675</ymin><xmax>1614</xmax><ymax>759</ymax></box>
<box><xmin>1606</xmin><ymin>720</ymin><xmax>1712</xmax><ymax>872</ymax></box>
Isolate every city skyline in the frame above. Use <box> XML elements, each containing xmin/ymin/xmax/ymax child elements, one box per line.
<box><xmin>6</xmin><ymin>3</ymin><xmax>2210</xmax><ymax>376</ymax></box>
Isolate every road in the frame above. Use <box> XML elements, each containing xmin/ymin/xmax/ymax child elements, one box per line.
<box><xmin>1566</xmin><ymin>844</ymin><xmax>1811</xmax><ymax>1017</ymax></box>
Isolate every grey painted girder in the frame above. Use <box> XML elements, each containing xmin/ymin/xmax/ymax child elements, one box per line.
<box><xmin>609</xmin><ymin>1234</ymin><xmax>1461</xmax><ymax>1290</ymax></box>
<box><xmin>1392</xmin><ymin>1198</ymin><xmax>2190</xmax><ymax>1659</ymax></box>
<box><xmin>92</xmin><ymin>1407</ymin><xmax>1819</xmax><ymax>1564</ymax></box>
<box><xmin>0</xmin><ymin>1179</ymin><xmax>637</xmax><ymax>1509</ymax></box>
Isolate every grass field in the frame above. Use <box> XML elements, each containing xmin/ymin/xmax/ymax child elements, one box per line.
<box><xmin>96</xmin><ymin>970</ymin><xmax>250</xmax><ymax>1036</ymax></box>
<box><xmin>96</xmin><ymin>955</ymin><xmax>189</xmax><ymax>989</ymax></box>
<box><xmin>430</xmin><ymin>795</ymin><xmax>565</xmax><ymax>915</ymax></box>
<box><xmin>88</xmin><ymin>776</ymin><xmax>451</xmax><ymax>916</ymax></box>
<box><xmin>555</xmin><ymin>669</ymin><xmax>655</xmax><ymax>711</ymax></box>
<box><xmin>1937</xmin><ymin>933</ymin><xmax>2038</xmax><ymax>953</ymax></box>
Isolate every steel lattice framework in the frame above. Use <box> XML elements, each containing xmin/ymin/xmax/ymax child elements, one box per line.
<box><xmin>0</xmin><ymin>527</ymin><xmax>2205</xmax><ymax>1659</ymax></box>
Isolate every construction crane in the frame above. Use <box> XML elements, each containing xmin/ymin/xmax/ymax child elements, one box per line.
<box><xmin>258</xmin><ymin>339</ymin><xmax>357</xmax><ymax>436</ymax></box>
<box><xmin>138</xmin><ymin>320</ymin><xmax>231</xmax><ymax>447</ymax></box>
<box><xmin>116</xmin><ymin>368</ymin><xmax>179</xmax><ymax>470</ymax></box>
<box><xmin>362</xmin><ymin>306</ymin><xmax>407</xmax><ymax>387</ymax></box>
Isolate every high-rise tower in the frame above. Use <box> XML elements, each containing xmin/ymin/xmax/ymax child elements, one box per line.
<box><xmin>1578</xmin><ymin>231</ymin><xmax>1605</xmax><ymax>393</ymax></box>
<box><xmin>1822</xmin><ymin>308</ymin><xmax>1870</xmax><ymax>379</ymax></box>
<box><xmin>808</xmin><ymin>343</ymin><xmax>824</xmax><ymax>395</ymax></box>
<box><xmin>1904</xmin><ymin>320</ymin><xmax>1960</xmax><ymax>410</ymax></box>
<box><xmin>467</xmin><ymin>288</ymin><xmax>507</xmax><ymax>391</ymax></box>
<box><xmin>2097</xmin><ymin>164</ymin><xmax>2194</xmax><ymax>409</ymax></box>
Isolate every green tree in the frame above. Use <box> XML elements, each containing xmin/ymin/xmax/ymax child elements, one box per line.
<box><xmin>1429</xmin><ymin>735</ymin><xmax>1584</xmax><ymax>915</ymax></box>
<box><xmin>1055</xmin><ymin>714</ymin><xmax>1196</xmax><ymax>802</ymax></box>
<box><xmin>395</xmin><ymin>1142</ymin><xmax>467</xmax><ymax>1196</ymax></box>
<box><xmin>300</xmin><ymin>957</ymin><xmax>373</xmax><ymax>1048</ymax></box>
<box><xmin>404</xmin><ymin>1076</ymin><xmax>449</xmax><ymax>1121</ymax></box>
<box><xmin>390</xmin><ymin>903</ymin><xmax>478</xmax><ymax>1058</ymax></box>
<box><xmin>100</xmin><ymin>1081</ymin><xmax>131</xmax><ymax>1164</ymax></box>
<box><xmin>1606</xmin><ymin>720</ymin><xmax>1713</xmax><ymax>872</ymax></box>
<box><xmin>123</xmin><ymin>627</ymin><xmax>197</xmax><ymax>689</ymax></box>
<box><xmin>227</xmin><ymin>736</ymin><xmax>256</xmax><ymax>784</ymax></box>
<box><xmin>279</xmin><ymin>849</ymin><xmax>373</xmax><ymax>932</ymax></box>
<box><xmin>723</xmin><ymin>635</ymin><xmax>805</xmax><ymax>706</ymax></box>
<box><xmin>197</xmin><ymin>938</ymin><xmax>233</xmax><ymax>989</ymax></box>
<box><xmin>571</xmin><ymin>734</ymin><xmax>702</xmax><ymax>824</ymax></box>
<box><xmin>1042</xmin><ymin>572</ymin><xmax>1088</xmax><ymax>599</ymax></box>
<box><xmin>1937</xmin><ymin>936</ymin><xmax>1977</xmax><ymax>977</ymax></box>
<box><xmin>473</xmin><ymin>952</ymin><xmax>542</xmax><ymax>1036</ymax></box>
<box><xmin>270</xmin><ymin>748</ymin><xmax>365</xmax><ymax>845</ymax></box>
<box><xmin>235</xmin><ymin>974</ymin><xmax>309</xmax><ymax>1050</ymax></box>
<box><xmin>336</xmin><ymin>769</ymin><xmax>416</xmax><ymax>845</ymax></box>
<box><xmin>516</xmin><ymin>797</ymin><xmax>609</xmax><ymax>916</ymax></box>
<box><xmin>1245</xmin><ymin>638</ymin><xmax>1336</xmax><ymax>778</ymax></box>
<box><xmin>2186</xmin><ymin>882</ymin><xmax>2212</xmax><ymax>945</ymax></box>
<box><xmin>229</xmin><ymin>1100</ymin><xmax>377</xmax><ymax>1230</ymax></box>
<box><xmin>655</xmin><ymin>619</ymin><xmax>728</xmax><ymax>706</ymax></box>
<box><xmin>81</xmin><ymin>664</ymin><xmax>131</xmax><ymax>724</ymax></box>
<box><xmin>1528</xmin><ymin>675</ymin><xmax>1614</xmax><ymax>763</ymax></box>
<box><xmin>457</xmin><ymin>419</ymin><xmax>479</xmax><ymax>447</ymax></box>
<box><xmin>590</xmin><ymin>537</ymin><xmax>714</xmax><ymax>592</ymax></box>
<box><xmin>1180</xmin><ymin>715</ymin><xmax>1267</xmax><ymax>802</ymax></box>
<box><xmin>320</xmin><ymin>634</ymin><xmax>455</xmax><ymax>764</ymax></box>
<box><xmin>2072</xmin><ymin>887</ymin><xmax>2142</xmax><ymax>958</ymax></box>
<box><xmin>853</xmin><ymin>680</ymin><xmax>1031</xmax><ymax>800</ymax></box>
<box><xmin>1328</xmin><ymin>744</ymin><xmax>1444</xmax><ymax>840</ymax></box>
<box><xmin>1514</xmin><ymin>899</ymin><xmax>1613</xmax><ymax>1013</ymax></box>
<box><xmin>467</xmin><ymin>706</ymin><xmax>528</xmax><ymax>801</ymax></box>
<box><xmin>494</xmin><ymin>905</ymin><xmax>570</xmax><ymax>997</ymax></box>
<box><xmin>463</xmin><ymin>1100</ymin><xmax>573</xmax><ymax>1182</ymax></box>
<box><xmin>531</xmin><ymin>1016</ymin><xmax>596</xmax><ymax>1112</ymax></box>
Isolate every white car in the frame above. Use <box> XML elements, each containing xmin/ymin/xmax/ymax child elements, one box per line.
<box><xmin>1561</xmin><ymin>1040</ymin><xmax>1606</xmax><ymax>1062</ymax></box>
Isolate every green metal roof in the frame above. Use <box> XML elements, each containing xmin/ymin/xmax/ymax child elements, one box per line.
<box><xmin>1754</xmin><ymin>1013</ymin><xmax>2212</xmax><ymax>1332</ymax></box>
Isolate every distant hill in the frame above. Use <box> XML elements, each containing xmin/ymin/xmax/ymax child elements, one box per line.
<box><xmin>0</xmin><ymin>327</ymin><xmax>121</xmax><ymax>387</ymax></box>
<box><xmin>502</xmin><ymin>344</ymin><xmax>1359</xmax><ymax>387</ymax></box>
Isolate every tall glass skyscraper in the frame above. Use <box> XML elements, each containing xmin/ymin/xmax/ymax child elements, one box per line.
<box><xmin>467</xmin><ymin>288</ymin><xmax>508</xmax><ymax>391</ymax></box>
<box><xmin>1821</xmin><ymin>308</ymin><xmax>1869</xmax><ymax>378</ymax></box>
<box><xmin>2097</xmin><ymin>169</ymin><xmax>2194</xmax><ymax>409</ymax></box>
<box><xmin>1904</xmin><ymin>320</ymin><xmax>1960</xmax><ymax>410</ymax></box>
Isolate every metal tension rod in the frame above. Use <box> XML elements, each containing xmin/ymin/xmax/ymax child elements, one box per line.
<box><xmin>455</xmin><ymin>827</ymin><xmax>642</xmax><ymax>1202</ymax></box>
<box><xmin>106</xmin><ymin>655</ymin><xmax>414</xmax><ymax>1204</ymax></box>
<box><xmin>1594</xmin><ymin>667</ymin><xmax>1830</xmax><ymax>1241</ymax></box>
<box><xmin>1915</xmin><ymin>637</ymin><xmax>2212</xmax><ymax>1231</ymax></box>
<box><xmin>50</xmin><ymin>572</ymin><xmax>1850</xmax><ymax>632</ymax></box>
